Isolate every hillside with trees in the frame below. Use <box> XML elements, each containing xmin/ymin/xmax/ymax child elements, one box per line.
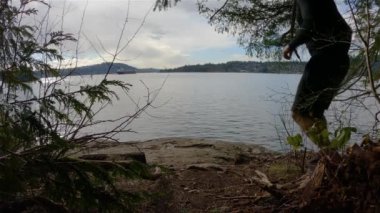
<box><xmin>61</xmin><ymin>62</ymin><xmax>137</xmax><ymax>76</ymax></box>
<box><xmin>35</xmin><ymin>61</ymin><xmax>305</xmax><ymax>77</ymax></box>
<box><xmin>160</xmin><ymin>61</ymin><xmax>305</xmax><ymax>73</ymax></box>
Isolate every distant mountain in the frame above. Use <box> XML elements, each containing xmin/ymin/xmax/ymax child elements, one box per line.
<box><xmin>160</xmin><ymin>61</ymin><xmax>305</xmax><ymax>74</ymax></box>
<box><xmin>61</xmin><ymin>63</ymin><xmax>138</xmax><ymax>76</ymax></box>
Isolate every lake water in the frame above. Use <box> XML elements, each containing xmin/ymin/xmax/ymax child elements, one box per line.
<box><xmin>50</xmin><ymin>73</ymin><xmax>377</xmax><ymax>151</ymax></box>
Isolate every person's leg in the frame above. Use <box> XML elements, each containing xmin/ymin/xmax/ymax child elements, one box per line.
<box><xmin>291</xmin><ymin>49</ymin><xmax>349</xmax><ymax>147</ymax></box>
<box><xmin>292</xmin><ymin>52</ymin><xmax>326</xmax><ymax>138</ymax></box>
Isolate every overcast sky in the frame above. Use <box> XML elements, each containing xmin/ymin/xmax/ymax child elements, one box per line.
<box><xmin>33</xmin><ymin>0</ymin><xmax>253</xmax><ymax>69</ymax></box>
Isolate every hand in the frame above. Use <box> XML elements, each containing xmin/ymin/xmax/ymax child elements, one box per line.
<box><xmin>283</xmin><ymin>45</ymin><xmax>293</xmax><ymax>60</ymax></box>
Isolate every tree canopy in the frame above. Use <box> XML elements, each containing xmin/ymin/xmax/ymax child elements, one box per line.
<box><xmin>155</xmin><ymin>0</ymin><xmax>294</xmax><ymax>57</ymax></box>
<box><xmin>155</xmin><ymin>0</ymin><xmax>380</xmax><ymax>112</ymax></box>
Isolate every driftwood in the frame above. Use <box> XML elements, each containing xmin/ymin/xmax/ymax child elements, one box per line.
<box><xmin>251</xmin><ymin>170</ymin><xmax>284</xmax><ymax>199</ymax></box>
<box><xmin>186</xmin><ymin>163</ymin><xmax>226</xmax><ymax>172</ymax></box>
<box><xmin>76</xmin><ymin>152</ymin><xmax>147</xmax><ymax>171</ymax></box>
<box><xmin>78</xmin><ymin>159</ymin><xmax>139</xmax><ymax>170</ymax></box>
<box><xmin>79</xmin><ymin>152</ymin><xmax>147</xmax><ymax>164</ymax></box>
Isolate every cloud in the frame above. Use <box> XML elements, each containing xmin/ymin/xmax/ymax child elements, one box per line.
<box><xmin>30</xmin><ymin>0</ymin><xmax>248</xmax><ymax>68</ymax></box>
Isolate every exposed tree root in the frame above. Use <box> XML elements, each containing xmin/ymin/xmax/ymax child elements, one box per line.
<box><xmin>251</xmin><ymin>140</ymin><xmax>380</xmax><ymax>212</ymax></box>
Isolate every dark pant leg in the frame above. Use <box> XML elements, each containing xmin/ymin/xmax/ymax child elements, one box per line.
<box><xmin>292</xmin><ymin>48</ymin><xmax>349</xmax><ymax>118</ymax></box>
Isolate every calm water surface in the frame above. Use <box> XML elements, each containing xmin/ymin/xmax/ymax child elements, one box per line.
<box><xmin>66</xmin><ymin>73</ymin><xmax>375</xmax><ymax>151</ymax></box>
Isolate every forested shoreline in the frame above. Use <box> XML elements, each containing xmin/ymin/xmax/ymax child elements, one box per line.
<box><xmin>160</xmin><ymin>61</ymin><xmax>305</xmax><ymax>73</ymax></box>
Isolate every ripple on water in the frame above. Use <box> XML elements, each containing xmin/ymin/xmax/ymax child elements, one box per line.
<box><xmin>73</xmin><ymin>73</ymin><xmax>376</xmax><ymax>151</ymax></box>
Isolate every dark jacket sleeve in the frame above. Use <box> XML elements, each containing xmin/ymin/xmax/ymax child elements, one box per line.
<box><xmin>288</xmin><ymin>0</ymin><xmax>314</xmax><ymax>50</ymax></box>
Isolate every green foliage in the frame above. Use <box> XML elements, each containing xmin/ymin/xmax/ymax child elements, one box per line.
<box><xmin>198</xmin><ymin>0</ymin><xmax>293</xmax><ymax>57</ymax></box>
<box><xmin>329</xmin><ymin>127</ymin><xmax>357</xmax><ymax>150</ymax></box>
<box><xmin>307</xmin><ymin>128</ymin><xmax>330</xmax><ymax>148</ymax></box>
<box><xmin>287</xmin><ymin>127</ymin><xmax>356</xmax><ymax>151</ymax></box>
<box><xmin>0</xmin><ymin>154</ymin><xmax>149</xmax><ymax>211</ymax></box>
<box><xmin>0</xmin><ymin>0</ymin><xmax>149</xmax><ymax>211</ymax></box>
<box><xmin>287</xmin><ymin>133</ymin><xmax>303</xmax><ymax>150</ymax></box>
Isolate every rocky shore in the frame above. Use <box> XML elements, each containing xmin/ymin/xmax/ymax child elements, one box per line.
<box><xmin>70</xmin><ymin>137</ymin><xmax>380</xmax><ymax>212</ymax></box>
<box><xmin>75</xmin><ymin>137</ymin><xmax>273</xmax><ymax>169</ymax></box>
<box><xmin>72</xmin><ymin>137</ymin><xmax>303</xmax><ymax>212</ymax></box>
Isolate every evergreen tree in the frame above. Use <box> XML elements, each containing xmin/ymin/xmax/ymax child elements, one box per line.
<box><xmin>0</xmin><ymin>1</ymin><xmax>150</xmax><ymax>211</ymax></box>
